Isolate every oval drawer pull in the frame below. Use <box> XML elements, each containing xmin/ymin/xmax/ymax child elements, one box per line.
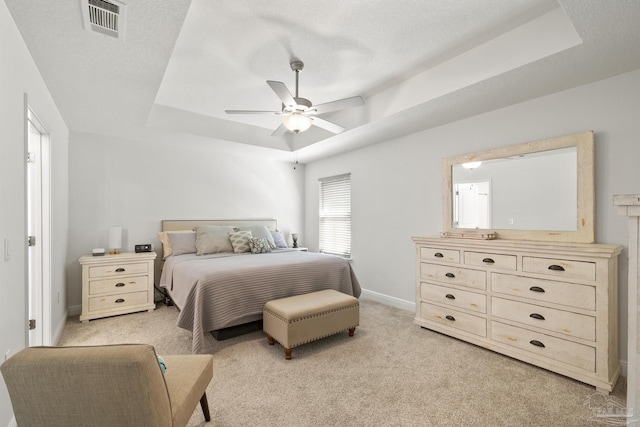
<box><xmin>482</xmin><ymin>258</ymin><xmax>495</xmax><ymax>264</ymax></box>
<box><xmin>529</xmin><ymin>313</ymin><xmax>545</xmax><ymax>320</ymax></box>
<box><xmin>115</xmin><ymin>298</ymin><xmax>125</xmax><ymax>303</ymax></box>
<box><xmin>548</xmin><ymin>264</ymin><xmax>565</xmax><ymax>272</ymax></box>
<box><xmin>115</xmin><ymin>283</ymin><xmax>125</xmax><ymax>287</ymax></box>
<box><xmin>115</xmin><ymin>267</ymin><xmax>126</xmax><ymax>272</ymax></box>
<box><xmin>445</xmin><ymin>272</ymin><xmax>455</xmax><ymax>278</ymax></box>
<box><xmin>445</xmin><ymin>315</ymin><xmax>456</xmax><ymax>321</ymax></box>
<box><xmin>445</xmin><ymin>294</ymin><xmax>455</xmax><ymax>300</ymax></box>
<box><xmin>434</xmin><ymin>252</ymin><xmax>444</xmax><ymax>258</ymax></box>
<box><xmin>529</xmin><ymin>340</ymin><xmax>545</xmax><ymax>348</ymax></box>
<box><xmin>529</xmin><ymin>286</ymin><xmax>545</xmax><ymax>293</ymax></box>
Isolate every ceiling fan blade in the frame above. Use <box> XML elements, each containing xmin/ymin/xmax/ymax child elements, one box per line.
<box><xmin>311</xmin><ymin>117</ymin><xmax>345</xmax><ymax>134</ymax></box>
<box><xmin>271</xmin><ymin>123</ymin><xmax>288</xmax><ymax>137</ymax></box>
<box><xmin>267</xmin><ymin>81</ymin><xmax>296</xmax><ymax>107</ymax></box>
<box><xmin>225</xmin><ymin>110</ymin><xmax>281</xmax><ymax>115</ymax></box>
<box><xmin>312</xmin><ymin>96</ymin><xmax>364</xmax><ymax>115</ymax></box>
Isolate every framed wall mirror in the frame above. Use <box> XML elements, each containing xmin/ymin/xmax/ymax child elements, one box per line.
<box><xmin>443</xmin><ymin>131</ymin><xmax>595</xmax><ymax>243</ymax></box>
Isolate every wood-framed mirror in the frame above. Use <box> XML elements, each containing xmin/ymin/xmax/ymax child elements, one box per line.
<box><xmin>443</xmin><ymin>131</ymin><xmax>595</xmax><ymax>243</ymax></box>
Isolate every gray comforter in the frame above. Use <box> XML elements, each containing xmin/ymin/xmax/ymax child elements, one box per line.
<box><xmin>159</xmin><ymin>249</ymin><xmax>361</xmax><ymax>353</ymax></box>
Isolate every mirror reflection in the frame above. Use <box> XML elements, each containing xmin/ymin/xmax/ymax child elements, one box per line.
<box><xmin>452</xmin><ymin>147</ymin><xmax>577</xmax><ymax>231</ymax></box>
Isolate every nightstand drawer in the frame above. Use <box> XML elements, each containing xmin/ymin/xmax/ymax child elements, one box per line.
<box><xmin>420</xmin><ymin>263</ymin><xmax>486</xmax><ymax>290</ymax></box>
<box><xmin>88</xmin><ymin>276</ymin><xmax>149</xmax><ymax>295</ymax></box>
<box><xmin>492</xmin><ymin>273</ymin><xmax>595</xmax><ymax>310</ymax></box>
<box><xmin>89</xmin><ymin>262</ymin><xmax>148</xmax><ymax>278</ymax></box>
<box><xmin>420</xmin><ymin>302</ymin><xmax>486</xmax><ymax>337</ymax></box>
<box><xmin>464</xmin><ymin>251</ymin><xmax>516</xmax><ymax>271</ymax></box>
<box><xmin>492</xmin><ymin>321</ymin><xmax>595</xmax><ymax>372</ymax></box>
<box><xmin>522</xmin><ymin>256</ymin><xmax>596</xmax><ymax>281</ymax></box>
<box><xmin>88</xmin><ymin>291</ymin><xmax>149</xmax><ymax>312</ymax></box>
<box><xmin>420</xmin><ymin>247</ymin><xmax>460</xmax><ymax>264</ymax></box>
<box><xmin>420</xmin><ymin>283</ymin><xmax>486</xmax><ymax>314</ymax></box>
<box><xmin>492</xmin><ymin>297</ymin><xmax>595</xmax><ymax>341</ymax></box>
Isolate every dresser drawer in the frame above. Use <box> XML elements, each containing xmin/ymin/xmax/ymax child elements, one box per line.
<box><xmin>88</xmin><ymin>276</ymin><xmax>149</xmax><ymax>295</ymax></box>
<box><xmin>420</xmin><ymin>247</ymin><xmax>460</xmax><ymax>264</ymax></box>
<box><xmin>420</xmin><ymin>263</ymin><xmax>486</xmax><ymax>290</ymax></box>
<box><xmin>492</xmin><ymin>273</ymin><xmax>595</xmax><ymax>311</ymax></box>
<box><xmin>89</xmin><ymin>262</ymin><xmax>149</xmax><ymax>278</ymax></box>
<box><xmin>492</xmin><ymin>297</ymin><xmax>595</xmax><ymax>341</ymax></box>
<box><xmin>420</xmin><ymin>302</ymin><xmax>486</xmax><ymax>337</ymax></box>
<box><xmin>464</xmin><ymin>251</ymin><xmax>516</xmax><ymax>271</ymax></box>
<box><xmin>88</xmin><ymin>291</ymin><xmax>149</xmax><ymax>312</ymax></box>
<box><xmin>522</xmin><ymin>256</ymin><xmax>596</xmax><ymax>281</ymax></box>
<box><xmin>491</xmin><ymin>321</ymin><xmax>595</xmax><ymax>372</ymax></box>
<box><xmin>421</xmin><ymin>283</ymin><xmax>486</xmax><ymax>314</ymax></box>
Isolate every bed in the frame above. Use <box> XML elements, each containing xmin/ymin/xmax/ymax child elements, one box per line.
<box><xmin>158</xmin><ymin>219</ymin><xmax>362</xmax><ymax>353</ymax></box>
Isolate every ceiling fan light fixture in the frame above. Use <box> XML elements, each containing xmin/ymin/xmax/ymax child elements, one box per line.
<box><xmin>282</xmin><ymin>113</ymin><xmax>312</xmax><ymax>133</ymax></box>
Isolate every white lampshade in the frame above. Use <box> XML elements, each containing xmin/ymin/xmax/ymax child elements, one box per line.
<box><xmin>282</xmin><ymin>113</ymin><xmax>312</xmax><ymax>133</ymax></box>
<box><xmin>108</xmin><ymin>226</ymin><xmax>122</xmax><ymax>254</ymax></box>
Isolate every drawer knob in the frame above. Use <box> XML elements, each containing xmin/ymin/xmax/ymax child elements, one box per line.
<box><xmin>445</xmin><ymin>294</ymin><xmax>456</xmax><ymax>300</ymax></box>
<box><xmin>445</xmin><ymin>315</ymin><xmax>456</xmax><ymax>321</ymax></box>
<box><xmin>115</xmin><ymin>283</ymin><xmax>125</xmax><ymax>287</ymax></box>
<box><xmin>529</xmin><ymin>340</ymin><xmax>545</xmax><ymax>348</ymax></box>
<box><xmin>445</xmin><ymin>272</ymin><xmax>455</xmax><ymax>278</ymax></box>
<box><xmin>115</xmin><ymin>298</ymin><xmax>125</xmax><ymax>303</ymax></box>
<box><xmin>115</xmin><ymin>267</ymin><xmax>126</xmax><ymax>272</ymax></box>
<box><xmin>548</xmin><ymin>264</ymin><xmax>565</xmax><ymax>272</ymax></box>
<box><xmin>529</xmin><ymin>286</ymin><xmax>545</xmax><ymax>293</ymax></box>
<box><xmin>529</xmin><ymin>313</ymin><xmax>545</xmax><ymax>321</ymax></box>
<box><xmin>434</xmin><ymin>252</ymin><xmax>444</xmax><ymax>258</ymax></box>
<box><xmin>482</xmin><ymin>258</ymin><xmax>495</xmax><ymax>264</ymax></box>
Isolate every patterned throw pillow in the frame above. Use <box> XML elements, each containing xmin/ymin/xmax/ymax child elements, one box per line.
<box><xmin>229</xmin><ymin>230</ymin><xmax>252</xmax><ymax>253</ymax></box>
<box><xmin>249</xmin><ymin>237</ymin><xmax>272</xmax><ymax>254</ymax></box>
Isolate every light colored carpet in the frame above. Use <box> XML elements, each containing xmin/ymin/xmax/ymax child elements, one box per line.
<box><xmin>58</xmin><ymin>299</ymin><xmax>625</xmax><ymax>426</ymax></box>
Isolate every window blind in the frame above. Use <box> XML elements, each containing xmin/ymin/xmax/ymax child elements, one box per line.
<box><xmin>319</xmin><ymin>173</ymin><xmax>351</xmax><ymax>258</ymax></box>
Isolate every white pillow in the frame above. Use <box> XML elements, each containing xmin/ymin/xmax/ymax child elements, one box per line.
<box><xmin>240</xmin><ymin>225</ymin><xmax>276</xmax><ymax>249</ymax></box>
<box><xmin>195</xmin><ymin>225</ymin><xmax>235</xmax><ymax>255</ymax></box>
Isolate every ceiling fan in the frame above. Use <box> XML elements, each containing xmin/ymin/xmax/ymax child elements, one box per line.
<box><xmin>225</xmin><ymin>60</ymin><xmax>364</xmax><ymax>136</ymax></box>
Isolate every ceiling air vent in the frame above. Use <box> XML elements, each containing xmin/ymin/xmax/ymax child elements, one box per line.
<box><xmin>81</xmin><ymin>0</ymin><xmax>126</xmax><ymax>40</ymax></box>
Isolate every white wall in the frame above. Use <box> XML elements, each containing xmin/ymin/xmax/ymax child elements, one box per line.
<box><xmin>305</xmin><ymin>68</ymin><xmax>640</xmax><ymax>365</ymax></box>
<box><xmin>0</xmin><ymin>2</ymin><xmax>69</xmax><ymax>425</ymax></box>
<box><xmin>66</xmin><ymin>131</ymin><xmax>304</xmax><ymax>312</ymax></box>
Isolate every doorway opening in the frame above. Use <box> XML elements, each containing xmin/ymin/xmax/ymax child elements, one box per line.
<box><xmin>453</xmin><ymin>180</ymin><xmax>492</xmax><ymax>229</ymax></box>
<box><xmin>27</xmin><ymin>106</ymin><xmax>51</xmax><ymax>346</ymax></box>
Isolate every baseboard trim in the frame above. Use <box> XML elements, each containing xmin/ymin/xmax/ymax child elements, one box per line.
<box><xmin>67</xmin><ymin>304</ymin><xmax>82</xmax><ymax>317</ymax></box>
<box><xmin>360</xmin><ymin>289</ymin><xmax>415</xmax><ymax>312</ymax></box>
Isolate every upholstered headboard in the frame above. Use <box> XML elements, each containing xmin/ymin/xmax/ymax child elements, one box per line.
<box><xmin>161</xmin><ymin>219</ymin><xmax>277</xmax><ymax>233</ymax></box>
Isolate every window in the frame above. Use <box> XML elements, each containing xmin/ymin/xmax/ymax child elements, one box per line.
<box><xmin>319</xmin><ymin>173</ymin><xmax>351</xmax><ymax>258</ymax></box>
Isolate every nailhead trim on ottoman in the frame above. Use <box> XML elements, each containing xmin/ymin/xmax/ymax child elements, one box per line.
<box><xmin>263</xmin><ymin>289</ymin><xmax>360</xmax><ymax>360</ymax></box>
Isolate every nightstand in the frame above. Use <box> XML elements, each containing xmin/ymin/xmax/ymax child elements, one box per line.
<box><xmin>79</xmin><ymin>252</ymin><xmax>157</xmax><ymax>322</ymax></box>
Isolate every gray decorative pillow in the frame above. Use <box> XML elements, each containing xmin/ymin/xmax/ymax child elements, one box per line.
<box><xmin>240</xmin><ymin>226</ymin><xmax>276</xmax><ymax>249</ymax></box>
<box><xmin>271</xmin><ymin>231</ymin><xmax>288</xmax><ymax>248</ymax></box>
<box><xmin>249</xmin><ymin>237</ymin><xmax>272</xmax><ymax>254</ymax></box>
<box><xmin>229</xmin><ymin>230</ymin><xmax>252</xmax><ymax>253</ymax></box>
<box><xmin>195</xmin><ymin>225</ymin><xmax>235</xmax><ymax>255</ymax></box>
<box><xmin>167</xmin><ymin>232</ymin><xmax>196</xmax><ymax>256</ymax></box>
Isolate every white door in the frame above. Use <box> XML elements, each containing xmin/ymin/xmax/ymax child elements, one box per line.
<box><xmin>27</xmin><ymin>109</ymin><xmax>50</xmax><ymax>346</ymax></box>
<box><xmin>455</xmin><ymin>181</ymin><xmax>491</xmax><ymax>229</ymax></box>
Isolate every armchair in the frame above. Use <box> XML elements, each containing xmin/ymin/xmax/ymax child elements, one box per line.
<box><xmin>0</xmin><ymin>344</ymin><xmax>213</xmax><ymax>427</ymax></box>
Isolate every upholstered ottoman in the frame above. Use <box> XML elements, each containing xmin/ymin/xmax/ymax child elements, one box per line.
<box><xmin>263</xmin><ymin>289</ymin><xmax>359</xmax><ymax>360</ymax></box>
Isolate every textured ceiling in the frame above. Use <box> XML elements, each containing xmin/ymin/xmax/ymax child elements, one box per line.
<box><xmin>5</xmin><ymin>0</ymin><xmax>640</xmax><ymax>163</ymax></box>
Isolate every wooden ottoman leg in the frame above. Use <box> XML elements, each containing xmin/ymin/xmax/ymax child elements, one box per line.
<box><xmin>200</xmin><ymin>393</ymin><xmax>211</xmax><ymax>422</ymax></box>
<box><xmin>267</xmin><ymin>335</ymin><xmax>275</xmax><ymax>345</ymax></box>
<box><xmin>348</xmin><ymin>327</ymin><xmax>356</xmax><ymax>337</ymax></box>
<box><xmin>284</xmin><ymin>348</ymin><xmax>292</xmax><ymax>360</ymax></box>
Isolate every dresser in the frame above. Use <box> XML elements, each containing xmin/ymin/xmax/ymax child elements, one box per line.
<box><xmin>413</xmin><ymin>237</ymin><xmax>621</xmax><ymax>392</ymax></box>
<box><xmin>79</xmin><ymin>252</ymin><xmax>157</xmax><ymax>322</ymax></box>
<box><xmin>614</xmin><ymin>194</ymin><xmax>640</xmax><ymax>423</ymax></box>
